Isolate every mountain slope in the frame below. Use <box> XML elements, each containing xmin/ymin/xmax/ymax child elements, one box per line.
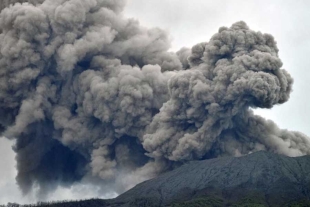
<box><xmin>7</xmin><ymin>151</ymin><xmax>310</xmax><ymax>207</ymax></box>
<box><xmin>114</xmin><ymin>151</ymin><xmax>310</xmax><ymax>206</ymax></box>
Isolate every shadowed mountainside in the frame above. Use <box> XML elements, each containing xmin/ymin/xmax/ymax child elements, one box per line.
<box><xmin>114</xmin><ymin>151</ymin><xmax>310</xmax><ymax>206</ymax></box>
<box><xmin>5</xmin><ymin>151</ymin><xmax>310</xmax><ymax>207</ymax></box>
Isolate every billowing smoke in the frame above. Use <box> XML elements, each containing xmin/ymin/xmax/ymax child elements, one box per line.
<box><xmin>0</xmin><ymin>0</ymin><xmax>44</xmax><ymax>11</ymax></box>
<box><xmin>1</xmin><ymin>0</ymin><xmax>309</xmax><ymax>198</ymax></box>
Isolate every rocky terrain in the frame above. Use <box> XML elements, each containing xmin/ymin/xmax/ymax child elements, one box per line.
<box><xmin>114</xmin><ymin>151</ymin><xmax>310</xmax><ymax>206</ymax></box>
<box><xmin>5</xmin><ymin>151</ymin><xmax>310</xmax><ymax>206</ymax></box>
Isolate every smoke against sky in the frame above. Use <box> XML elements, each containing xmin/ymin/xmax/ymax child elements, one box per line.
<box><xmin>1</xmin><ymin>0</ymin><xmax>310</xmax><ymax>204</ymax></box>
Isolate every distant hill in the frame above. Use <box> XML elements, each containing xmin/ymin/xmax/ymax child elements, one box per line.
<box><xmin>6</xmin><ymin>151</ymin><xmax>310</xmax><ymax>207</ymax></box>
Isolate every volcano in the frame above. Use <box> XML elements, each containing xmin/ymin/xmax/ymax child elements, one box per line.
<box><xmin>14</xmin><ymin>151</ymin><xmax>310</xmax><ymax>206</ymax></box>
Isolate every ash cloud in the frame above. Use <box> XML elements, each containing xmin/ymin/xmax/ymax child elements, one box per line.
<box><xmin>0</xmin><ymin>0</ymin><xmax>309</xmax><ymax>198</ymax></box>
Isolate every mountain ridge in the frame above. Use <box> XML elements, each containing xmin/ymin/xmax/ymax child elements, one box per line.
<box><xmin>5</xmin><ymin>151</ymin><xmax>310</xmax><ymax>207</ymax></box>
<box><xmin>114</xmin><ymin>151</ymin><xmax>310</xmax><ymax>206</ymax></box>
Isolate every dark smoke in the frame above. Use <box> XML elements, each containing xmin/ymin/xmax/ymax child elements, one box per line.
<box><xmin>0</xmin><ymin>0</ymin><xmax>309</xmax><ymax>198</ymax></box>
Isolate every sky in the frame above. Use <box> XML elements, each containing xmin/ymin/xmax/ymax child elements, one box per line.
<box><xmin>1</xmin><ymin>0</ymin><xmax>310</xmax><ymax>204</ymax></box>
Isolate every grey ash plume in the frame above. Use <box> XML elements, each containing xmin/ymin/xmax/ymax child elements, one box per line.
<box><xmin>0</xmin><ymin>0</ymin><xmax>309</xmax><ymax>198</ymax></box>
